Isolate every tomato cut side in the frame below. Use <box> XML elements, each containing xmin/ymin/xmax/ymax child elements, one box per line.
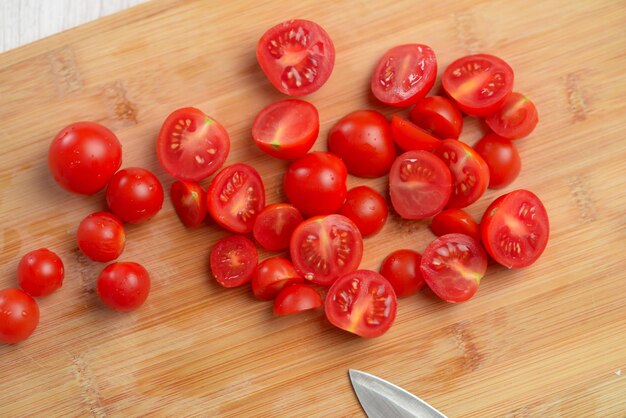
<box><xmin>431</xmin><ymin>209</ymin><xmax>481</xmax><ymax>242</ymax></box>
<box><xmin>273</xmin><ymin>284</ymin><xmax>323</xmax><ymax>315</ymax></box>
<box><xmin>210</xmin><ymin>235</ymin><xmax>258</xmax><ymax>287</ymax></box>
<box><xmin>410</xmin><ymin>96</ymin><xmax>463</xmax><ymax>139</ymax></box>
<box><xmin>473</xmin><ymin>133</ymin><xmax>521</xmax><ymax>189</ymax></box>
<box><xmin>390</xmin><ymin>115</ymin><xmax>441</xmax><ymax>152</ymax></box>
<box><xmin>252</xmin><ymin>257</ymin><xmax>304</xmax><ymax>301</ymax></box>
<box><xmin>253</xmin><ymin>203</ymin><xmax>303</xmax><ymax>251</ymax></box>
<box><xmin>485</xmin><ymin>92</ymin><xmax>538</xmax><ymax>140</ymax></box>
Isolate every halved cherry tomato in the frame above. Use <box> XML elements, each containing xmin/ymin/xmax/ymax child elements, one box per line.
<box><xmin>410</xmin><ymin>96</ymin><xmax>463</xmax><ymax>139</ymax></box>
<box><xmin>18</xmin><ymin>249</ymin><xmax>64</xmax><ymax>297</ymax></box>
<box><xmin>486</xmin><ymin>92</ymin><xmax>538</xmax><ymax>140</ymax></box>
<box><xmin>257</xmin><ymin>19</ymin><xmax>335</xmax><ymax>96</ymax></box>
<box><xmin>420</xmin><ymin>233</ymin><xmax>487</xmax><ymax>303</ymax></box>
<box><xmin>0</xmin><ymin>288</ymin><xmax>39</xmax><ymax>344</ymax></box>
<box><xmin>210</xmin><ymin>235</ymin><xmax>258</xmax><ymax>288</ymax></box>
<box><xmin>371</xmin><ymin>44</ymin><xmax>437</xmax><ymax>107</ymax></box>
<box><xmin>338</xmin><ymin>186</ymin><xmax>388</xmax><ymax>237</ymax></box>
<box><xmin>96</xmin><ymin>262</ymin><xmax>151</xmax><ymax>312</ymax></box>
<box><xmin>207</xmin><ymin>163</ymin><xmax>265</xmax><ymax>233</ymax></box>
<box><xmin>252</xmin><ymin>257</ymin><xmax>304</xmax><ymax>301</ymax></box>
<box><xmin>253</xmin><ymin>203</ymin><xmax>303</xmax><ymax>251</ymax></box>
<box><xmin>325</xmin><ymin>270</ymin><xmax>397</xmax><ymax>338</ymax></box>
<box><xmin>390</xmin><ymin>115</ymin><xmax>440</xmax><ymax>152</ymax></box>
<box><xmin>474</xmin><ymin>133</ymin><xmax>521</xmax><ymax>189</ymax></box>
<box><xmin>106</xmin><ymin>167</ymin><xmax>164</xmax><ymax>224</ymax></box>
<box><xmin>273</xmin><ymin>284</ymin><xmax>322</xmax><ymax>315</ymax></box>
<box><xmin>157</xmin><ymin>107</ymin><xmax>230</xmax><ymax>182</ymax></box>
<box><xmin>389</xmin><ymin>150</ymin><xmax>452</xmax><ymax>219</ymax></box>
<box><xmin>171</xmin><ymin>181</ymin><xmax>207</xmax><ymax>228</ymax></box>
<box><xmin>481</xmin><ymin>189</ymin><xmax>549</xmax><ymax>269</ymax></box>
<box><xmin>290</xmin><ymin>214</ymin><xmax>363</xmax><ymax>286</ymax></box>
<box><xmin>430</xmin><ymin>209</ymin><xmax>480</xmax><ymax>242</ymax></box>
<box><xmin>379</xmin><ymin>249</ymin><xmax>424</xmax><ymax>298</ymax></box>
<box><xmin>77</xmin><ymin>212</ymin><xmax>126</xmax><ymax>262</ymax></box>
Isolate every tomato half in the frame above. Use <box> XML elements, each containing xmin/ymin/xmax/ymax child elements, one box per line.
<box><xmin>96</xmin><ymin>262</ymin><xmax>151</xmax><ymax>312</ymax></box>
<box><xmin>0</xmin><ymin>289</ymin><xmax>39</xmax><ymax>344</ymax></box>
<box><xmin>251</xmin><ymin>257</ymin><xmax>304</xmax><ymax>301</ymax></box>
<box><xmin>210</xmin><ymin>235</ymin><xmax>258</xmax><ymax>288</ymax></box>
<box><xmin>379</xmin><ymin>249</ymin><xmax>424</xmax><ymax>298</ymax></box>
<box><xmin>390</xmin><ymin>115</ymin><xmax>440</xmax><ymax>152</ymax></box>
<box><xmin>253</xmin><ymin>203</ymin><xmax>303</xmax><ymax>251</ymax></box>
<box><xmin>338</xmin><ymin>186</ymin><xmax>388</xmax><ymax>238</ymax></box>
<box><xmin>106</xmin><ymin>167</ymin><xmax>164</xmax><ymax>224</ymax></box>
<box><xmin>430</xmin><ymin>209</ymin><xmax>481</xmax><ymax>242</ymax></box>
<box><xmin>473</xmin><ymin>133</ymin><xmax>521</xmax><ymax>189</ymax></box>
<box><xmin>409</xmin><ymin>96</ymin><xmax>463</xmax><ymax>139</ymax></box>
<box><xmin>77</xmin><ymin>212</ymin><xmax>126</xmax><ymax>262</ymax></box>
<box><xmin>486</xmin><ymin>92</ymin><xmax>538</xmax><ymax>140</ymax></box>
<box><xmin>273</xmin><ymin>284</ymin><xmax>323</xmax><ymax>315</ymax></box>
<box><xmin>18</xmin><ymin>249</ymin><xmax>64</xmax><ymax>297</ymax></box>
<box><xmin>170</xmin><ymin>181</ymin><xmax>207</xmax><ymax>228</ymax></box>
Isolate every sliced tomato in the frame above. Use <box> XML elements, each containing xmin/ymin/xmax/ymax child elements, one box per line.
<box><xmin>170</xmin><ymin>181</ymin><xmax>206</xmax><ymax>228</ymax></box>
<box><xmin>253</xmin><ymin>203</ymin><xmax>303</xmax><ymax>251</ymax></box>
<box><xmin>273</xmin><ymin>284</ymin><xmax>323</xmax><ymax>315</ymax></box>
<box><xmin>210</xmin><ymin>235</ymin><xmax>258</xmax><ymax>287</ymax></box>
<box><xmin>252</xmin><ymin>257</ymin><xmax>304</xmax><ymax>301</ymax></box>
<box><xmin>486</xmin><ymin>92</ymin><xmax>538</xmax><ymax>140</ymax></box>
<box><xmin>409</xmin><ymin>96</ymin><xmax>463</xmax><ymax>139</ymax></box>
<box><xmin>390</xmin><ymin>115</ymin><xmax>440</xmax><ymax>152</ymax></box>
<box><xmin>430</xmin><ymin>208</ymin><xmax>481</xmax><ymax>242</ymax></box>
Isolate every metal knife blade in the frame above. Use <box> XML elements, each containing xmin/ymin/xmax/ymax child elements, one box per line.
<box><xmin>349</xmin><ymin>369</ymin><xmax>448</xmax><ymax>418</ymax></box>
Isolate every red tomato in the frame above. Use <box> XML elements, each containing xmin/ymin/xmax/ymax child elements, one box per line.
<box><xmin>325</xmin><ymin>270</ymin><xmax>397</xmax><ymax>338</ymax></box>
<box><xmin>48</xmin><ymin>122</ymin><xmax>122</xmax><ymax>195</ymax></box>
<box><xmin>409</xmin><ymin>96</ymin><xmax>463</xmax><ymax>139</ymax></box>
<box><xmin>207</xmin><ymin>163</ymin><xmax>266</xmax><ymax>233</ymax></box>
<box><xmin>0</xmin><ymin>289</ymin><xmax>39</xmax><ymax>344</ymax></box>
<box><xmin>486</xmin><ymin>92</ymin><xmax>538</xmax><ymax>140</ymax></box>
<box><xmin>283</xmin><ymin>152</ymin><xmax>347</xmax><ymax>217</ymax></box>
<box><xmin>481</xmin><ymin>189</ymin><xmax>549</xmax><ymax>269</ymax></box>
<box><xmin>170</xmin><ymin>181</ymin><xmax>206</xmax><ymax>228</ymax></box>
<box><xmin>273</xmin><ymin>284</ymin><xmax>323</xmax><ymax>315</ymax></box>
<box><xmin>290</xmin><ymin>214</ymin><xmax>363</xmax><ymax>286</ymax></box>
<box><xmin>210</xmin><ymin>235</ymin><xmax>258</xmax><ymax>288</ymax></box>
<box><xmin>17</xmin><ymin>249</ymin><xmax>64</xmax><ymax>297</ymax></box>
<box><xmin>421</xmin><ymin>233</ymin><xmax>487</xmax><ymax>303</ymax></box>
<box><xmin>96</xmin><ymin>262</ymin><xmax>151</xmax><ymax>312</ymax></box>
<box><xmin>431</xmin><ymin>209</ymin><xmax>481</xmax><ymax>242</ymax></box>
<box><xmin>106</xmin><ymin>167</ymin><xmax>164</xmax><ymax>224</ymax></box>
<box><xmin>434</xmin><ymin>139</ymin><xmax>489</xmax><ymax>209</ymax></box>
<box><xmin>257</xmin><ymin>19</ymin><xmax>335</xmax><ymax>96</ymax></box>
<box><xmin>390</xmin><ymin>115</ymin><xmax>440</xmax><ymax>152</ymax></box>
<box><xmin>338</xmin><ymin>186</ymin><xmax>388</xmax><ymax>237</ymax></box>
<box><xmin>253</xmin><ymin>204</ymin><xmax>303</xmax><ymax>251</ymax></box>
<box><xmin>157</xmin><ymin>107</ymin><xmax>230</xmax><ymax>182</ymax></box>
<box><xmin>77</xmin><ymin>212</ymin><xmax>125</xmax><ymax>262</ymax></box>
<box><xmin>474</xmin><ymin>133</ymin><xmax>521</xmax><ymax>189</ymax></box>
<box><xmin>389</xmin><ymin>150</ymin><xmax>452</xmax><ymax>219</ymax></box>
<box><xmin>252</xmin><ymin>99</ymin><xmax>319</xmax><ymax>160</ymax></box>
<box><xmin>443</xmin><ymin>54</ymin><xmax>514</xmax><ymax>116</ymax></box>
<box><xmin>379</xmin><ymin>249</ymin><xmax>424</xmax><ymax>298</ymax></box>
<box><xmin>371</xmin><ymin>44</ymin><xmax>437</xmax><ymax>107</ymax></box>
<box><xmin>251</xmin><ymin>257</ymin><xmax>304</xmax><ymax>301</ymax></box>
<box><xmin>327</xmin><ymin>110</ymin><xmax>396</xmax><ymax>178</ymax></box>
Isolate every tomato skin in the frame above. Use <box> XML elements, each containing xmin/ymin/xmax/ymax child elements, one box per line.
<box><xmin>379</xmin><ymin>249</ymin><xmax>424</xmax><ymax>298</ymax></box>
<box><xmin>273</xmin><ymin>284</ymin><xmax>323</xmax><ymax>315</ymax></box>
<box><xmin>390</xmin><ymin>115</ymin><xmax>441</xmax><ymax>152</ymax></box>
<box><xmin>106</xmin><ymin>167</ymin><xmax>164</xmax><ymax>224</ymax></box>
<box><xmin>77</xmin><ymin>212</ymin><xmax>126</xmax><ymax>262</ymax></box>
<box><xmin>0</xmin><ymin>289</ymin><xmax>40</xmax><ymax>344</ymax></box>
<box><xmin>96</xmin><ymin>262</ymin><xmax>151</xmax><ymax>312</ymax></box>
<box><xmin>252</xmin><ymin>257</ymin><xmax>304</xmax><ymax>301</ymax></box>
<box><xmin>210</xmin><ymin>235</ymin><xmax>258</xmax><ymax>288</ymax></box>
<box><xmin>338</xmin><ymin>186</ymin><xmax>388</xmax><ymax>237</ymax></box>
<box><xmin>410</xmin><ymin>96</ymin><xmax>463</xmax><ymax>139</ymax></box>
<box><xmin>474</xmin><ymin>133</ymin><xmax>521</xmax><ymax>189</ymax></box>
<box><xmin>48</xmin><ymin>122</ymin><xmax>122</xmax><ymax>195</ymax></box>
<box><xmin>431</xmin><ymin>209</ymin><xmax>481</xmax><ymax>242</ymax></box>
<box><xmin>327</xmin><ymin>110</ymin><xmax>396</xmax><ymax>178</ymax></box>
<box><xmin>485</xmin><ymin>92</ymin><xmax>538</xmax><ymax>140</ymax></box>
<box><xmin>17</xmin><ymin>249</ymin><xmax>65</xmax><ymax>297</ymax></box>
<box><xmin>170</xmin><ymin>181</ymin><xmax>207</xmax><ymax>228</ymax></box>
<box><xmin>253</xmin><ymin>204</ymin><xmax>303</xmax><ymax>251</ymax></box>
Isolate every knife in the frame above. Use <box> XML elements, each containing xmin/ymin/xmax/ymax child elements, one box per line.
<box><xmin>349</xmin><ymin>369</ymin><xmax>448</xmax><ymax>418</ymax></box>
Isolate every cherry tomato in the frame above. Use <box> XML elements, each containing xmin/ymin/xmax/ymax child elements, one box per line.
<box><xmin>443</xmin><ymin>54</ymin><xmax>514</xmax><ymax>116</ymax></box>
<box><xmin>77</xmin><ymin>212</ymin><xmax>126</xmax><ymax>262</ymax></box>
<box><xmin>371</xmin><ymin>44</ymin><xmax>437</xmax><ymax>107</ymax></box>
<box><xmin>207</xmin><ymin>163</ymin><xmax>265</xmax><ymax>233</ymax></box>
<box><xmin>252</xmin><ymin>257</ymin><xmax>304</xmax><ymax>301</ymax></box>
<box><xmin>273</xmin><ymin>284</ymin><xmax>323</xmax><ymax>315</ymax></box>
<box><xmin>379</xmin><ymin>249</ymin><xmax>424</xmax><ymax>298</ymax></box>
<box><xmin>481</xmin><ymin>189</ymin><xmax>549</xmax><ymax>269</ymax></box>
<box><xmin>284</xmin><ymin>152</ymin><xmax>347</xmax><ymax>217</ymax></box>
<box><xmin>389</xmin><ymin>150</ymin><xmax>452</xmax><ymax>219</ymax></box>
<box><xmin>106</xmin><ymin>167</ymin><xmax>164</xmax><ymax>224</ymax></box>
<box><xmin>257</xmin><ymin>19</ymin><xmax>335</xmax><ymax>96</ymax></box>
<box><xmin>48</xmin><ymin>122</ymin><xmax>122</xmax><ymax>195</ymax></box>
<box><xmin>474</xmin><ymin>133</ymin><xmax>521</xmax><ymax>189</ymax></box>
<box><xmin>486</xmin><ymin>92</ymin><xmax>538</xmax><ymax>140</ymax></box>
<box><xmin>290</xmin><ymin>214</ymin><xmax>363</xmax><ymax>286</ymax></box>
<box><xmin>338</xmin><ymin>186</ymin><xmax>388</xmax><ymax>237</ymax></box>
<box><xmin>431</xmin><ymin>209</ymin><xmax>480</xmax><ymax>242</ymax></box>
<box><xmin>0</xmin><ymin>289</ymin><xmax>39</xmax><ymax>344</ymax></box>
<box><xmin>421</xmin><ymin>233</ymin><xmax>487</xmax><ymax>303</ymax></box>
<box><xmin>325</xmin><ymin>270</ymin><xmax>397</xmax><ymax>338</ymax></box>
<box><xmin>96</xmin><ymin>262</ymin><xmax>151</xmax><ymax>312</ymax></box>
<box><xmin>434</xmin><ymin>139</ymin><xmax>489</xmax><ymax>209</ymax></box>
<box><xmin>390</xmin><ymin>115</ymin><xmax>440</xmax><ymax>152</ymax></box>
<box><xmin>327</xmin><ymin>110</ymin><xmax>396</xmax><ymax>178</ymax></box>
<box><xmin>17</xmin><ymin>249</ymin><xmax>64</xmax><ymax>297</ymax></box>
<box><xmin>157</xmin><ymin>107</ymin><xmax>230</xmax><ymax>182</ymax></box>
<box><xmin>252</xmin><ymin>99</ymin><xmax>319</xmax><ymax>160</ymax></box>
<box><xmin>170</xmin><ymin>181</ymin><xmax>206</xmax><ymax>228</ymax></box>
<box><xmin>409</xmin><ymin>96</ymin><xmax>463</xmax><ymax>139</ymax></box>
<box><xmin>210</xmin><ymin>235</ymin><xmax>258</xmax><ymax>288</ymax></box>
<box><xmin>253</xmin><ymin>204</ymin><xmax>303</xmax><ymax>251</ymax></box>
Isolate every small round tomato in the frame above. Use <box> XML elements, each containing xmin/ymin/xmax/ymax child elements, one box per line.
<box><xmin>486</xmin><ymin>92</ymin><xmax>538</xmax><ymax>140</ymax></box>
<box><xmin>257</xmin><ymin>19</ymin><xmax>335</xmax><ymax>96</ymax></box>
<box><xmin>421</xmin><ymin>234</ymin><xmax>487</xmax><ymax>303</ymax></box>
<box><xmin>17</xmin><ymin>249</ymin><xmax>65</xmax><ymax>297</ymax></box>
<box><xmin>431</xmin><ymin>209</ymin><xmax>480</xmax><ymax>242</ymax></box>
<box><xmin>379</xmin><ymin>249</ymin><xmax>424</xmax><ymax>298</ymax></box>
<box><xmin>48</xmin><ymin>122</ymin><xmax>122</xmax><ymax>195</ymax></box>
<box><xmin>77</xmin><ymin>212</ymin><xmax>125</xmax><ymax>262</ymax></box>
<box><xmin>157</xmin><ymin>107</ymin><xmax>230</xmax><ymax>182</ymax></box>
<box><xmin>390</xmin><ymin>115</ymin><xmax>441</xmax><ymax>152</ymax></box>
<box><xmin>210</xmin><ymin>235</ymin><xmax>258</xmax><ymax>288</ymax></box>
<box><xmin>389</xmin><ymin>150</ymin><xmax>452</xmax><ymax>219</ymax></box>
<box><xmin>0</xmin><ymin>289</ymin><xmax>39</xmax><ymax>344</ymax></box>
<box><xmin>273</xmin><ymin>284</ymin><xmax>323</xmax><ymax>315</ymax></box>
<box><xmin>252</xmin><ymin>257</ymin><xmax>304</xmax><ymax>301</ymax></box>
<box><xmin>434</xmin><ymin>140</ymin><xmax>489</xmax><ymax>209</ymax></box>
<box><xmin>481</xmin><ymin>189</ymin><xmax>549</xmax><ymax>269</ymax></box>
<box><xmin>338</xmin><ymin>186</ymin><xmax>387</xmax><ymax>237</ymax></box>
<box><xmin>252</xmin><ymin>99</ymin><xmax>319</xmax><ymax>160</ymax></box>
<box><xmin>443</xmin><ymin>54</ymin><xmax>514</xmax><ymax>116</ymax></box>
<box><xmin>410</xmin><ymin>96</ymin><xmax>463</xmax><ymax>139</ymax></box>
<box><xmin>371</xmin><ymin>44</ymin><xmax>437</xmax><ymax>107</ymax></box>
<box><xmin>327</xmin><ymin>110</ymin><xmax>396</xmax><ymax>178</ymax></box>
<box><xmin>284</xmin><ymin>152</ymin><xmax>347</xmax><ymax>217</ymax></box>
<box><xmin>171</xmin><ymin>181</ymin><xmax>206</xmax><ymax>228</ymax></box>
<box><xmin>106</xmin><ymin>167</ymin><xmax>164</xmax><ymax>224</ymax></box>
<box><xmin>207</xmin><ymin>163</ymin><xmax>265</xmax><ymax>233</ymax></box>
<box><xmin>290</xmin><ymin>214</ymin><xmax>363</xmax><ymax>286</ymax></box>
<box><xmin>474</xmin><ymin>133</ymin><xmax>521</xmax><ymax>189</ymax></box>
<box><xmin>325</xmin><ymin>270</ymin><xmax>397</xmax><ymax>338</ymax></box>
<box><xmin>253</xmin><ymin>204</ymin><xmax>303</xmax><ymax>251</ymax></box>
<box><xmin>96</xmin><ymin>262</ymin><xmax>151</xmax><ymax>312</ymax></box>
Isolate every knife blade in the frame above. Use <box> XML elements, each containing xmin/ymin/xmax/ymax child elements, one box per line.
<box><xmin>349</xmin><ymin>369</ymin><xmax>448</xmax><ymax>418</ymax></box>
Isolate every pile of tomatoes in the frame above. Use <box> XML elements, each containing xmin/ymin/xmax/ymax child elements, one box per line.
<box><xmin>0</xmin><ymin>19</ymin><xmax>549</xmax><ymax>345</ymax></box>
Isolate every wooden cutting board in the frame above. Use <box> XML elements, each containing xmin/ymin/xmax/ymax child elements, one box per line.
<box><xmin>1</xmin><ymin>0</ymin><xmax>625</xmax><ymax>416</ymax></box>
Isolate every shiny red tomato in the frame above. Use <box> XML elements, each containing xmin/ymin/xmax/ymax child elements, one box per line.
<box><xmin>157</xmin><ymin>107</ymin><xmax>230</xmax><ymax>182</ymax></box>
<box><xmin>379</xmin><ymin>249</ymin><xmax>424</xmax><ymax>298</ymax></box>
<box><xmin>0</xmin><ymin>289</ymin><xmax>39</xmax><ymax>344</ymax></box>
<box><xmin>421</xmin><ymin>233</ymin><xmax>487</xmax><ymax>303</ymax></box>
<box><xmin>210</xmin><ymin>235</ymin><xmax>258</xmax><ymax>288</ymax></box>
<box><xmin>170</xmin><ymin>181</ymin><xmax>206</xmax><ymax>228</ymax></box>
<box><xmin>18</xmin><ymin>249</ymin><xmax>64</xmax><ymax>297</ymax></box>
<box><xmin>474</xmin><ymin>133</ymin><xmax>521</xmax><ymax>189</ymax></box>
<box><xmin>390</xmin><ymin>115</ymin><xmax>440</xmax><ymax>152</ymax></box>
<box><xmin>48</xmin><ymin>122</ymin><xmax>122</xmax><ymax>195</ymax></box>
<box><xmin>371</xmin><ymin>44</ymin><xmax>437</xmax><ymax>107</ymax></box>
<box><xmin>96</xmin><ymin>262</ymin><xmax>151</xmax><ymax>312</ymax></box>
<box><xmin>481</xmin><ymin>189</ymin><xmax>549</xmax><ymax>269</ymax></box>
<box><xmin>251</xmin><ymin>257</ymin><xmax>304</xmax><ymax>301</ymax></box>
<box><xmin>410</xmin><ymin>96</ymin><xmax>463</xmax><ymax>139</ymax></box>
<box><xmin>486</xmin><ymin>92</ymin><xmax>538</xmax><ymax>140</ymax></box>
<box><xmin>338</xmin><ymin>186</ymin><xmax>388</xmax><ymax>237</ymax></box>
<box><xmin>430</xmin><ymin>209</ymin><xmax>480</xmax><ymax>242</ymax></box>
<box><xmin>273</xmin><ymin>284</ymin><xmax>323</xmax><ymax>315</ymax></box>
<box><xmin>77</xmin><ymin>212</ymin><xmax>126</xmax><ymax>262</ymax></box>
<box><xmin>106</xmin><ymin>167</ymin><xmax>164</xmax><ymax>224</ymax></box>
<box><xmin>253</xmin><ymin>204</ymin><xmax>303</xmax><ymax>251</ymax></box>
<box><xmin>257</xmin><ymin>19</ymin><xmax>335</xmax><ymax>96</ymax></box>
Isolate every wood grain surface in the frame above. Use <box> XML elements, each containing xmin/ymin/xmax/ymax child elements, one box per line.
<box><xmin>1</xmin><ymin>0</ymin><xmax>625</xmax><ymax>416</ymax></box>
